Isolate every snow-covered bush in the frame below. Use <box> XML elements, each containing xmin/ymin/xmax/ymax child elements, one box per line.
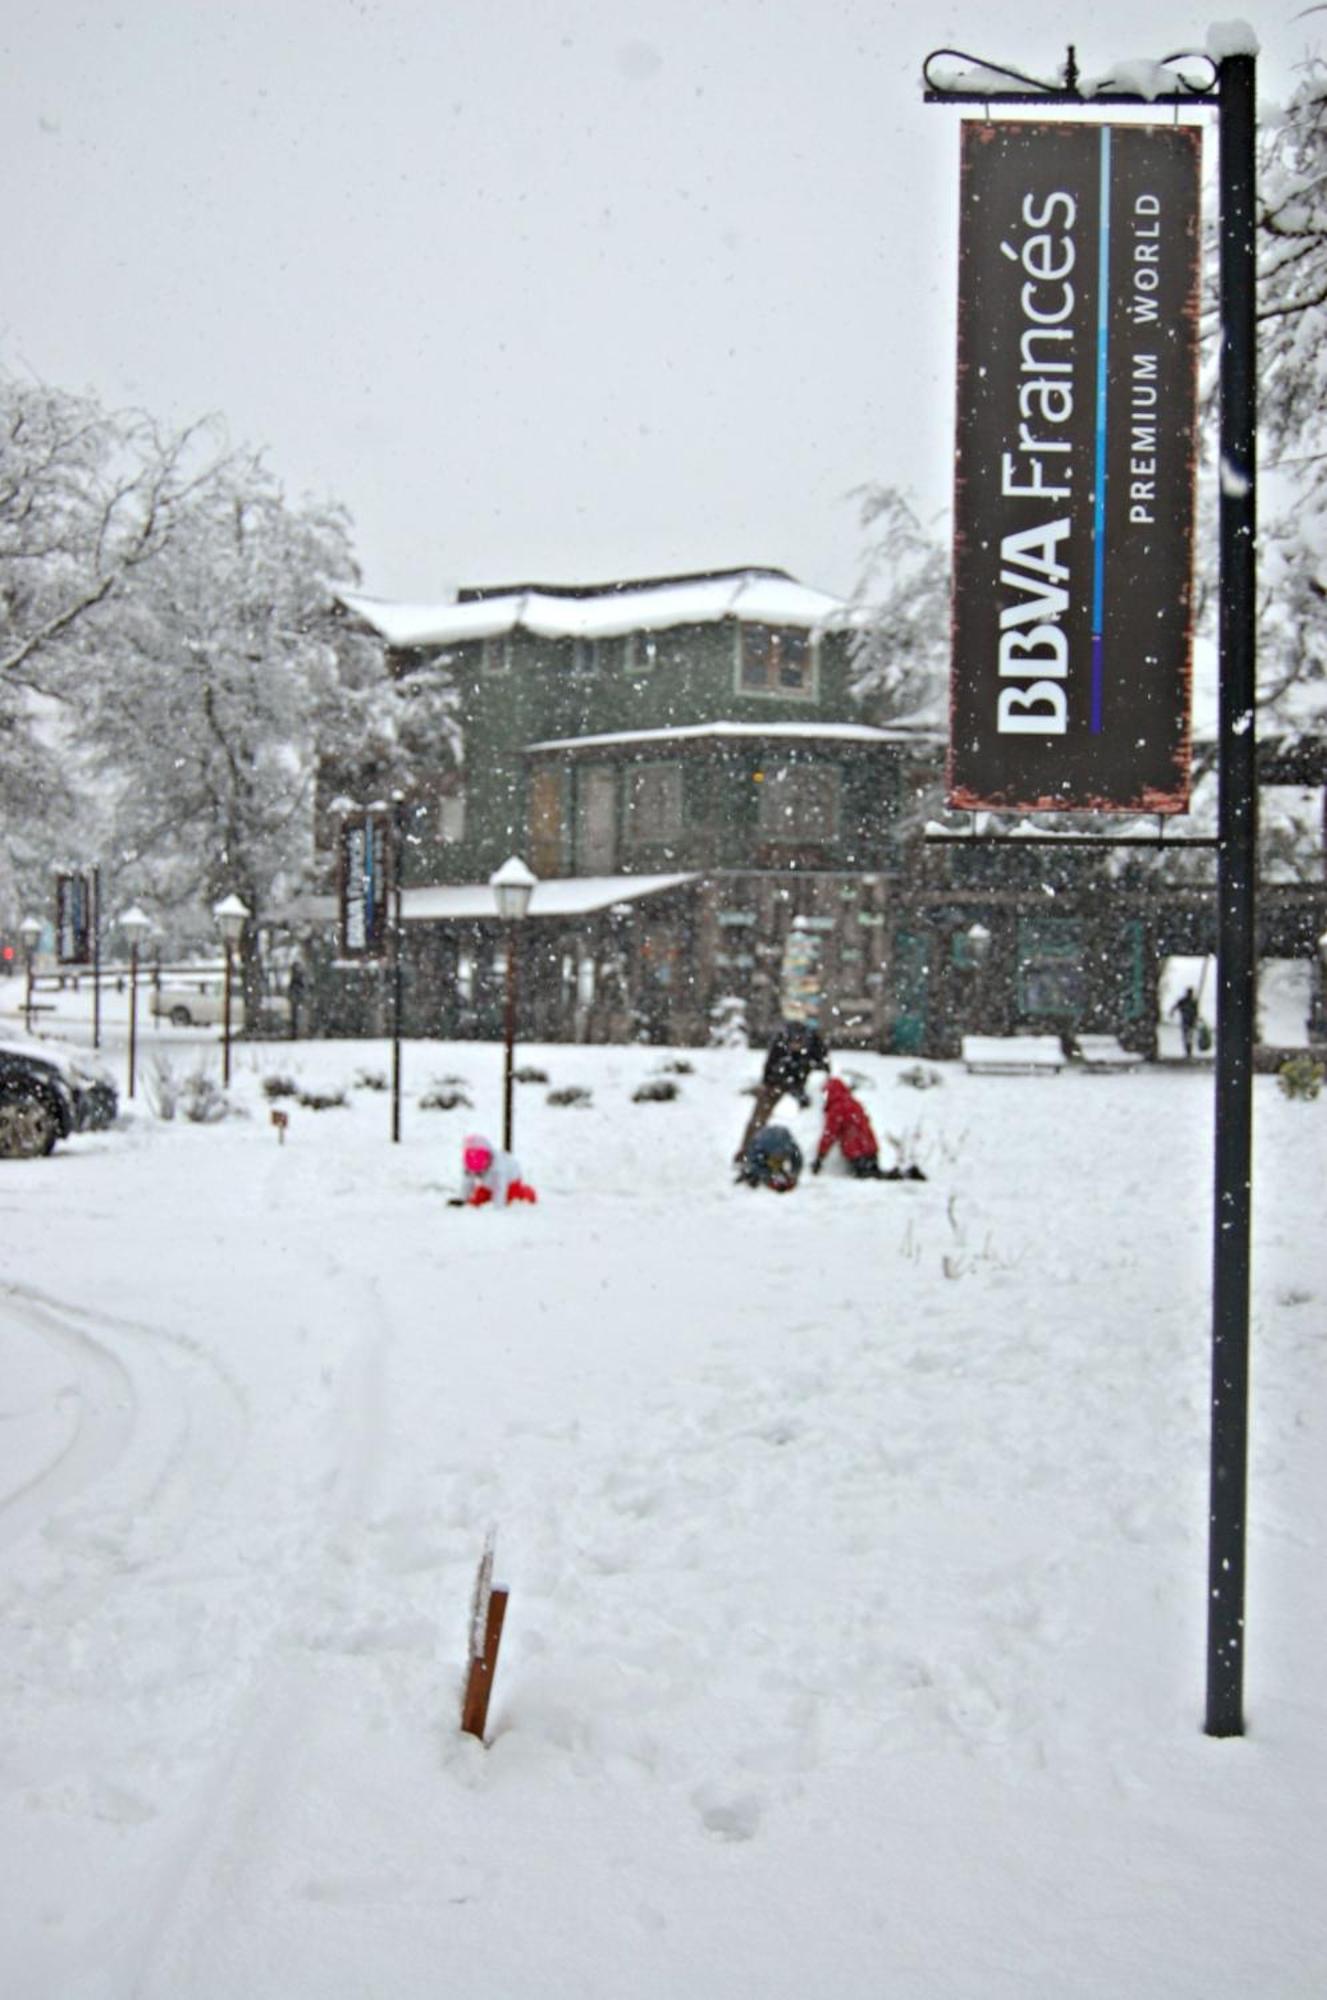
<box><xmin>896</xmin><ymin>1063</ymin><xmax>944</xmax><ymax>1091</ymax></box>
<box><xmin>547</xmin><ymin>1086</ymin><xmax>592</xmax><ymax>1108</ymax></box>
<box><xmin>633</xmin><ymin>1078</ymin><xmax>680</xmax><ymax>1103</ymax></box>
<box><xmin>181</xmin><ymin>1070</ymin><xmax>232</xmax><ymax>1124</ymax></box>
<box><xmin>710</xmin><ymin>995</ymin><xmax>750</xmax><ymax>1047</ymax></box>
<box><xmin>514</xmin><ymin>1065</ymin><xmax>550</xmax><ymax>1084</ymax></box>
<box><xmin>143</xmin><ymin>1055</ymin><xmax>180</xmax><ymax>1121</ymax></box>
<box><xmin>354</xmin><ymin>1068</ymin><xmax>388</xmax><ymax>1092</ymax></box>
<box><xmin>262</xmin><ymin>1074</ymin><xmax>300</xmax><ymax>1100</ymax></box>
<box><xmin>418</xmin><ymin>1087</ymin><xmax>473</xmax><ymax>1111</ymax></box>
<box><xmin>297</xmin><ymin>1088</ymin><xmax>348</xmax><ymax>1111</ymax></box>
<box><xmin>1278</xmin><ymin>1055</ymin><xmax>1324</xmax><ymax>1101</ymax></box>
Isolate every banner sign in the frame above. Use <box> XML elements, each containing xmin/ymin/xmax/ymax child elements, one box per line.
<box><xmin>55</xmin><ymin>872</ymin><xmax>92</xmax><ymax>964</ymax></box>
<box><xmin>339</xmin><ymin>812</ymin><xmax>392</xmax><ymax>957</ymax></box>
<box><xmin>949</xmin><ymin>121</ymin><xmax>1201</xmax><ymax>813</ymax></box>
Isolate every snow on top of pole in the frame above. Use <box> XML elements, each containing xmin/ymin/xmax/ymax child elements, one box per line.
<box><xmin>1206</xmin><ymin>20</ymin><xmax>1260</xmax><ymax>60</ymax></box>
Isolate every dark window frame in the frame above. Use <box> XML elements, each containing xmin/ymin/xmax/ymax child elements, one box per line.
<box><xmin>737</xmin><ymin>624</ymin><xmax>816</xmax><ymax>699</ymax></box>
<box><xmin>625</xmin><ymin>760</ymin><xmax>684</xmax><ymax>845</ymax></box>
<box><xmin>755</xmin><ymin>762</ymin><xmax>841</xmax><ymax>843</ymax></box>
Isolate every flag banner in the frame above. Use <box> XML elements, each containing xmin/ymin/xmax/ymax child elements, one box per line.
<box><xmin>949</xmin><ymin>121</ymin><xmax>1201</xmax><ymax>812</ymax></box>
<box><xmin>339</xmin><ymin>812</ymin><xmax>392</xmax><ymax>957</ymax></box>
<box><xmin>55</xmin><ymin>872</ymin><xmax>92</xmax><ymax>964</ymax></box>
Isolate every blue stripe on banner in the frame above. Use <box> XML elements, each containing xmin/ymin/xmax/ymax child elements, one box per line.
<box><xmin>1091</xmin><ymin>127</ymin><xmax>1112</xmax><ymax>736</ymax></box>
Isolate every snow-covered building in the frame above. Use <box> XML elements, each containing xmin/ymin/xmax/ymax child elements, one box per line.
<box><xmin>321</xmin><ymin>567</ymin><xmax>948</xmax><ymax>1045</ymax></box>
<box><xmin>309</xmin><ymin>568</ymin><xmax>1327</xmax><ymax>1054</ymax></box>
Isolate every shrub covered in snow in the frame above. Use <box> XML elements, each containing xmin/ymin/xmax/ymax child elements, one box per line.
<box><xmin>1278</xmin><ymin>1055</ymin><xmax>1324</xmax><ymax>1101</ymax></box>
<box><xmin>709</xmin><ymin>995</ymin><xmax>749</xmax><ymax>1048</ymax></box>
<box><xmin>418</xmin><ymin>1087</ymin><xmax>473</xmax><ymax>1111</ymax></box>
<box><xmin>633</xmin><ymin>1078</ymin><xmax>680</xmax><ymax>1103</ymax></box>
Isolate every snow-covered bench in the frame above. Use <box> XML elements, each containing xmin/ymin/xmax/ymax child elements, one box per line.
<box><xmin>1073</xmin><ymin>1034</ymin><xmax>1144</xmax><ymax>1071</ymax></box>
<box><xmin>961</xmin><ymin>1035</ymin><xmax>1065</xmax><ymax>1075</ymax></box>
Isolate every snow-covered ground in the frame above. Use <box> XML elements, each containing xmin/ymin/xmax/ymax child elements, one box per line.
<box><xmin>2</xmin><ymin>980</ymin><xmax>1325</xmax><ymax>1998</ymax></box>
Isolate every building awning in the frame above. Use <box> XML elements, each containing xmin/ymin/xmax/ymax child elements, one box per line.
<box><xmin>402</xmin><ymin>873</ymin><xmax>699</xmax><ymax>924</ymax></box>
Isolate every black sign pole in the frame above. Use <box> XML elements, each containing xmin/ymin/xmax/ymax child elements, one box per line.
<box><xmin>92</xmin><ymin>865</ymin><xmax>102</xmax><ymax>1052</ymax></box>
<box><xmin>1206</xmin><ymin>49</ymin><xmax>1258</xmax><ymax>1740</ymax></box>
<box><xmin>924</xmin><ymin>44</ymin><xmax>1260</xmax><ymax>1735</ymax></box>
<box><xmin>390</xmin><ymin>798</ymin><xmax>405</xmax><ymax>1146</ymax></box>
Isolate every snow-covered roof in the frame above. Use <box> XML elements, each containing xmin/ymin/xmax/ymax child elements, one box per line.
<box><xmin>338</xmin><ymin>571</ymin><xmax>863</xmax><ymax>649</ymax></box>
<box><xmin>524</xmin><ymin>720</ymin><xmax>933</xmax><ymax>753</ymax></box>
<box><xmin>402</xmin><ymin>873</ymin><xmax>697</xmax><ymax>923</ymax></box>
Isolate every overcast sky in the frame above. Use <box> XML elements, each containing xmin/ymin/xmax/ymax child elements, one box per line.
<box><xmin>0</xmin><ymin>4</ymin><xmax>1312</xmax><ymax>603</ymax></box>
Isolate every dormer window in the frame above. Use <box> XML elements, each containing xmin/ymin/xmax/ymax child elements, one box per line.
<box><xmin>482</xmin><ymin>634</ymin><xmax>511</xmax><ymax>673</ymax></box>
<box><xmin>738</xmin><ymin>625</ymin><xmax>813</xmax><ymax>697</ymax></box>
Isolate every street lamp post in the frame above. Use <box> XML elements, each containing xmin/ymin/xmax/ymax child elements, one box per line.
<box><xmin>489</xmin><ymin>857</ymin><xmax>536</xmax><ymax>1153</ymax></box>
<box><xmin>965</xmin><ymin>921</ymin><xmax>992</xmax><ymax>1033</ymax></box>
<box><xmin>19</xmin><ymin>916</ymin><xmax>42</xmax><ymax>1033</ymax></box>
<box><xmin>213</xmin><ymin>894</ymin><xmax>251</xmax><ymax>1089</ymax></box>
<box><xmin>119</xmin><ymin>906</ymin><xmax>151</xmax><ymax>1099</ymax></box>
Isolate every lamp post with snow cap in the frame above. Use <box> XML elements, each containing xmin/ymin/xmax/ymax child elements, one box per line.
<box><xmin>964</xmin><ymin>921</ymin><xmax>992</xmax><ymax>1035</ymax></box>
<box><xmin>119</xmin><ymin>905</ymin><xmax>151</xmax><ymax>1099</ymax></box>
<box><xmin>490</xmin><ymin>856</ymin><xmax>536</xmax><ymax>1153</ymax></box>
<box><xmin>213</xmin><ymin>894</ymin><xmax>250</xmax><ymax>1089</ymax></box>
<box><xmin>19</xmin><ymin>916</ymin><xmax>42</xmax><ymax>1033</ymax></box>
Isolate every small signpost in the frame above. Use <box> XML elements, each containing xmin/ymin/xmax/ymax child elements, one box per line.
<box><xmin>270</xmin><ymin>1108</ymin><xmax>289</xmax><ymax>1144</ymax></box>
<box><xmin>460</xmin><ymin>1533</ymin><xmax>509</xmax><ymax>1743</ymax></box>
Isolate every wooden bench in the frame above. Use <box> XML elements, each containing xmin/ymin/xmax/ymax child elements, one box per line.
<box><xmin>1073</xmin><ymin>1034</ymin><xmax>1144</xmax><ymax>1071</ymax></box>
<box><xmin>962</xmin><ymin>1035</ymin><xmax>1065</xmax><ymax>1074</ymax></box>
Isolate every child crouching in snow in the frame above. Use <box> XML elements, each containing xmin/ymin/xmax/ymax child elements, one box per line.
<box><xmin>810</xmin><ymin>1077</ymin><xmax>925</xmax><ymax>1181</ymax></box>
<box><xmin>454</xmin><ymin>1134</ymin><xmax>538</xmax><ymax>1207</ymax></box>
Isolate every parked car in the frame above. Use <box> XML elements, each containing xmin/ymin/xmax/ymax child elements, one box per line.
<box><xmin>0</xmin><ymin>1038</ymin><xmax>118</xmax><ymax>1157</ymax></box>
<box><xmin>148</xmin><ymin>983</ymin><xmax>290</xmax><ymax>1030</ymax></box>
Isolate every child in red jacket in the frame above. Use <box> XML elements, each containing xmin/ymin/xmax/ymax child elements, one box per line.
<box><xmin>811</xmin><ymin>1077</ymin><xmax>890</xmax><ymax>1179</ymax></box>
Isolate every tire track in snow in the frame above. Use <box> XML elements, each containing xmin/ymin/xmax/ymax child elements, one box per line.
<box><xmin>0</xmin><ymin>1279</ymin><xmax>251</xmax><ymax>1564</ymax></box>
<box><xmin>126</xmin><ymin>1263</ymin><xmax>398</xmax><ymax>1999</ymax></box>
<box><xmin>0</xmin><ymin>1285</ymin><xmax>138</xmax><ymax>1552</ymax></box>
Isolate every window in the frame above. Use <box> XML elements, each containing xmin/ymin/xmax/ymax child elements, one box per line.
<box><xmin>575</xmin><ymin>766</ymin><xmax>617</xmax><ymax>873</ymax></box>
<box><xmin>626</xmin><ymin>762</ymin><xmax>683</xmax><ymax>844</ymax></box>
<box><xmin>756</xmin><ymin>764</ymin><xmax>840</xmax><ymax>842</ymax></box>
<box><xmin>738</xmin><ymin>625</ymin><xmax>813</xmax><ymax>697</ymax></box>
<box><xmin>438</xmin><ymin>790</ymin><xmax>466</xmax><ymax>843</ymax></box>
<box><xmin>481</xmin><ymin>634</ymin><xmax>511</xmax><ymax>673</ymax></box>
<box><xmin>571</xmin><ymin>637</ymin><xmax>597</xmax><ymax>677</ymax></box>
<box><xmin>626</xmin><ymin>632</ymin><xmax>658</xmax><ymax>673</ymax></box>
<box><xmin>1016</xmin><ymin>917</ymin><xmax>1083</xmax><ymax>1017</ymax></box>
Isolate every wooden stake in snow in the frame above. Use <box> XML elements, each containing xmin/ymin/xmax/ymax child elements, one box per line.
<box><xmin>460</xmin><ymin>1533</ymin><xmax>509</xmax><ymax>1743</ymax></box>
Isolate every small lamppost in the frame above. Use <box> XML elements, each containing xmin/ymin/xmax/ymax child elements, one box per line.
<box><xmin>965</xmin><ymin>921</ymin><xmax>992</xmax><ymax>1030</ymax></box>
<box><xmin>1317</xmin><ymin>930</ymin><xmax>1327</xmax><ymax>1043</ymax></box>
<box><xmin>213</xmin><ymin>893</ymin><xmax>250</xmax><ymax>1088</ymax></box>
<box><xmin>19</xmin><ymin>915</ymin><xmax>42</xmax><ymax>1033</ymax></box>
<box><xmin>490</xmin><ymin>857</ymin><xmax>536</xmax><ymax>1152</ymax></box>
<box><xmin>119</xmin><ymin>905</ymin><xmax>151</xmax><ymax>1099</ymax></box>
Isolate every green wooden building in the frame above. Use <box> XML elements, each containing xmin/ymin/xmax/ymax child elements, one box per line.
<box><xmin>297</xmin><ymin>567</ymin><xmax>1327</xmax><ymax>1056</ymax></box>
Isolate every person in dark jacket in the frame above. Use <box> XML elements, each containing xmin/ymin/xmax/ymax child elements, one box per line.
<box><xmin>736</xmin><ymin>1123</ymin><xmax>803</xmax><ymax>1193</ymax></box>
<box><xmin>1170</xmin><ymin>985</ymin><xmax>1200</xmax><ymax>1057</ymax></box>
<box><xmin>735</xmin><ymin>1020</ymin><xmax>829</xmax><ymax>1162</ymax></box>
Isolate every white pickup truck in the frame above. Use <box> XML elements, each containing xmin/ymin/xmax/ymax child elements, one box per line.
<box><xmin>149</xmin><ymin>980</ymin><xmax>290</xmax><ymax>1030</ymax></box>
